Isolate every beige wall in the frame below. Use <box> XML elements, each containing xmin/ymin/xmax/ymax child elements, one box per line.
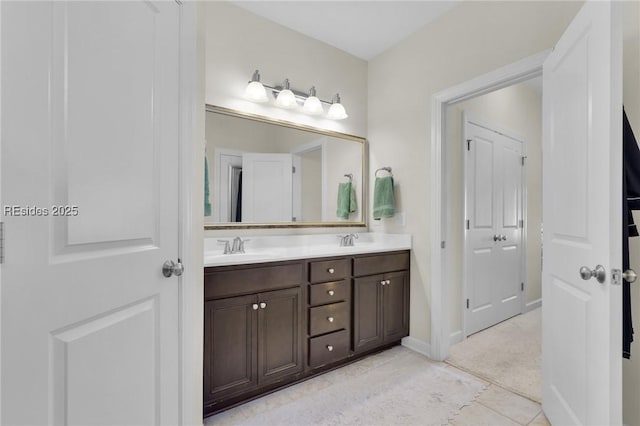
<box><xmin>445</xmin><ymin>82</ymin><xmax>542</xmax><ymax>335</ymax></box>
<box><xmin>368</xmin><ymin>1</ymin><xmax>583</xmax><ymax>344</ymax></box>
<box><xmin>622</xmin><ymin>1</ymin><xmax>640</xmax><ymax>425</ymax></box>
<box><xmin>205</xmin><ymin>2</ymin><xmax>368</xmax><ymax>139</ymax></box>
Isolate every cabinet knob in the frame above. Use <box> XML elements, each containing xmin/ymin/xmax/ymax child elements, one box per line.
<box><xmin>252</xmin><ymin>304</ymin><xmax>259</xmax><ymax>310</ymax></box>
<box><xmin>380</xmin><ymin>280</ymin><xmax>386</xmax><ymax>286</ymax></box>
<box><xmin>386</xmin><ymin>279</ymin><xmax>391</xmax><ymax>285</ymax></box>
<box><xmin>328</xmin><ymin>290</ymin><xmax>335</xmax><ymax>296</ymax></box>
<box><xmin>327</xmin><ymin>316</ymin><xmax>334</xmax><ymax>323</ymax></box>
<box><xmin>328</xmin><ymin>268</ymin><xmax>335</xmax><ymax>274</ymax></box>
<box><xmin>327</xmin><ymin>345</ymin><xmax>334</xmax><ymax>352</ymax></box>
<box><xmin>259</xmin><ymin>302</ymin><xmax>267</xmax><ymax>309</ymax></box>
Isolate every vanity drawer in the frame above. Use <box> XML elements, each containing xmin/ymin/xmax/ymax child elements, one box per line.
<box><xmin>309</xmin><ymin>302</ymin><xmax>349</xmax><ymax>336</ymax></box>
<box><xmin>353</xmin><ymin>251</ymin><xmax>410</xmax><ymax>277</ymax></box>
<box><xmin>309</xmin><ymin>258</ymin><xmax>350</xmax><ymax>283</ymax></box>
<box><xmin>309</xmin><ymin>280</ymin><xmax>349</xmax><ymax>306</ymax></box>
<box><xmin>309</xmin><ymin>329</ymin><xmax>349</xmax><ymax>368</ymax></box>
<box><xmin>205</xmin><ymin>262</ymin><xmax>304</xmax><ymax>300</ymax></box>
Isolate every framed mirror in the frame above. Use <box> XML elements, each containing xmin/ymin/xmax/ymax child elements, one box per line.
<box><xmin>205</xmin><ymin>105</ymin><xmax>367</xmax><ymax>229</ymax></box>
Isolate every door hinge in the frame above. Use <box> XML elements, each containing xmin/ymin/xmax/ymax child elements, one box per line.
<box><xmin>466</xmin><ymin>299</ymin><xmax>470</xmax><ymax>309</ymax></box>
<box><xmin>0</xmin><ymin>222</ymin><xmax>4</xmax><ymax>264</ymax></box>
<box><xmin>519</xmin><ymin>219</ymin><xmax>524</xmax><ymax>228</ymax></box>
<box><xmin>521</xmin><ymin>156</ymin><xmax>526</xmax><ymax>166</ymax></box>
<box><xmin>441</xmin><ymin>241</ymin><xmax>445</xmax><ymax>249</ymax></box>
<box><xmin>466</xmin><ymin>219</ymin><xmax>470</xmax><ymax>230</ymax></box>
<box><xmin>292</xmin><ymin>166</ymin><xmax>296</xmax><ymax>173</ymax></box>
<box><xmin>467</xmin><ymin>139</ymin><xmax>472</xmax><ymax>151</ymax></box>
<box><xmin>521</xmin><ymin>282</ymin><xmax>524</xmax><ymax>291</ymax></box>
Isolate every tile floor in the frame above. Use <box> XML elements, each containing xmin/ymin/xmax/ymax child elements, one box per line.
<box><xmin>205</xmin><ymin>345</ymin><xmax>550</xmax><ymax>426</ymax></box>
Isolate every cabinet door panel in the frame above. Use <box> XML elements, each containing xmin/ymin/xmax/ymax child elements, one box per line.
<box><xmin>204</xmin><ymin>295</ymin><xmax>258</xmax><ymax>404</ymax></box>
<box><xmin>353</xmin><ymin>275</ymin><xmax>383</xmax><ymax>352</ymax></box>
<box><xmin>258</xmin><ymin>287</ymin><xmax>303</xmax><ymax>385</ymax></box>
<box><xmin>383</xmin><ymin>271</ymin><xmax>410</xmax><ymax>343</ymax></box>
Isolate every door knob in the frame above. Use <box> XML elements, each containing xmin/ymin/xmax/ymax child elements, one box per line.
<box><xmin>579</xmin><ymin>265</ymin><xmax>606</xmax><ymax>284</ymax></box>
<box><xmin>623</xmin><ymin>269</ymin><xmax>637</xmax><ymax>283</ymax></box>
<box><xmin>162</xmin><ymin>259</ymin><xmax>184</xmax><ymax>277</ymax></box>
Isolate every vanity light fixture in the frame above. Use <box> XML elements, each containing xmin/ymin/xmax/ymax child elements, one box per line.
<box><xmin>244</xmin><ymin>70</ymin><xmax>268</xmax><ymax>103</ymax></box>
<box><xmin>327</xmin><ymin>93</ymin><xmax>348</xmax><ymax>120</ymax></box>
<box><xmin>274</xmin><ymin>78</ymin><xmax>297</xmax><ymax>109</ymax></box>
<box><xmin>302</xmin><ymin>86</ymin><xmax>323</xmax><ymax>115</ymax></box>
<box><xmin>244</xmin><ymin>70</ymin><xmax>348</xmax><ymax>120</ymax></box>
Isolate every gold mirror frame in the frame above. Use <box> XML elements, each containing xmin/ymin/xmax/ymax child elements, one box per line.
<box><xmin>204</xmin><ymin>105</ymin><xmax>368</xmax><ymax>230</ymax></box>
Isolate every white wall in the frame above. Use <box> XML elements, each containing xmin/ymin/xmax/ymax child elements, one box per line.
<box><xmin>367</xmin><ymin>1</ymin><xmax>583</xmax><ymax>345</ymax></box>
<box><xmin>445</xmin><ymin>82</ymin><xmax>542</xmax><ymax>337</ymax></box>
<box><xmin>622</xmin><ymin>1</ymin><xmax>640</xmax><ymax>425</ymax></box>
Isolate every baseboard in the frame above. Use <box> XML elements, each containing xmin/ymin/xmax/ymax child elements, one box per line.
<box><xmin>525</xmin><ymin>298</ymin><xmax>542</xmax><ymax>312</ymax></box>
<box><xmin>450</xmin><ymin>330</ymin><xmax>463</xmax><ymax>346</ymax></box>
<box><xmin>401</xmin><ymin>336</ymin><xmax>431</xmax><ymax>358</ymax></box>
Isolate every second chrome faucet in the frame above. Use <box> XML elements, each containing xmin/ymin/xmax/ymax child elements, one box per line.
<box><xmin>337</xmin><ymin>233</ymin><xmax>358</xmax><ymax>247</ymax></box>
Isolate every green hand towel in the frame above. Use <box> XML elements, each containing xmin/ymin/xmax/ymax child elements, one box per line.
<box><xmin>204</xmin><ymin>156</ymin><xmax>212</xmax><ymax>217</ymax></box>
<box><xmin>337</xmin><ymin>182</ymin><xmax>357</xmax><ymax>219</ymax></box>
<box><xmin>373</xmin><ymin>176</ymin><xmax>395</xmax><ymax>220</ymax></box>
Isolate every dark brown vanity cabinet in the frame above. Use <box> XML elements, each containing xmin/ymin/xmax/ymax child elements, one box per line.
<box><xmin>204</xmin><ymin>262</ymin><xmax>304</xmax><ymax>415</ymax></box>
<box><xmin>353</xmin><ymin>252</ymin><xmax>410</xmax><ymax>353</ymax></box>
<box><xmin>203</xmin><ymin>250</ymin><xmax>410</xmax><ymax>417</ymax></box>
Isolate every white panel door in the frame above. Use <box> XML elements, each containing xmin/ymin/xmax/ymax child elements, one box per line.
<box><xmin>1</xmin><ymin>2</ymin><xmax>181</xmax><ymax>425</ymax></box>
<box><xmin>241</xmin><ymin>153</ymin><xmax>293</xmax><ymax>222</ymax></box>
<box><xmin>465</xmin><ymin>120</ymin><xmax>524</xmax><ymax>336</ymax></box>
<box><xmin>542</xmin><ymin>2</ymin><xmax>622</xmax><ymax>424</ymax></box>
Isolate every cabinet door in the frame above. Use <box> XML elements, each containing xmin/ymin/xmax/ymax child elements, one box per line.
<box><xmin>383</xmin><ymin>271</ymin><xmax>410</xmax><ymax>343</ymax></box>
<box><xmin>258</xmin><ymin>287</ymin><xmax>303</xmax><ymax>385</ymax></box>
<box><xmin>204</xmin><ymin>295</ymin><xmax>258</xmax><ymax>404</ymax></box>
<box><xmin>353</xmin><ymin>274</ymin><xmax>384</xmax><ymax>352</ymax></box>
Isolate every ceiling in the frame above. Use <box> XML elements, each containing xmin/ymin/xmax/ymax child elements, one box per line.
<box><xmin>229</xmin><ymin>1</ymin><xmax>461</xmax><ymax>61</ymax></box>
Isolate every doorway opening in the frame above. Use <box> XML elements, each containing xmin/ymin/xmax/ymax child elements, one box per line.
<box><xmin>429</xmin><ymin>51</ymin><xmax>548</xmax><ymax>363</ymax></box>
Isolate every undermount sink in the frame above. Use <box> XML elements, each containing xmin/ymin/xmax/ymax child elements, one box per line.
<box><xmin>204</xmin><ymin>251</ymin><xmax>280</xmax><ymax>264</ymax></box>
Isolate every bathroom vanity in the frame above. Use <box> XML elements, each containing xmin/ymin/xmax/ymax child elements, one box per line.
<box><xmin>203</xmin><ymin>234</ymin><xmax>411</xmax><ymax>417</ymax></box>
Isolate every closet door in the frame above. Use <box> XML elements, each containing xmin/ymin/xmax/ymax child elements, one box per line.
<box><xmin>464</xmin><ymin>118</ymin><xmax>524</xmax><ymax>336</ymax></box>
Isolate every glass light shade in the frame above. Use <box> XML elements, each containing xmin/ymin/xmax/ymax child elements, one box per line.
<box><xmin>327</xmin><ymin>102</ymin><xmax>348</xmax><ymax>120</ymax></box>
<box><xmin>245</xmin><ymin>81</ymin><xmax>268</xmax><ymax>102</ymax></box>
<box><xmin>275</xmin><ymin>89</ymin><xmax>297</xmax><ymax>109</ymax></box>
<box><xmin>303</xmin><ymin>96</ymin><xmax>323</xmax><ymax>115</ymax></box>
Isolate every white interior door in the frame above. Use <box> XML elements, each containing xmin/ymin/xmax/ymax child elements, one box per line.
<box><xmin>214</xmin><ymin>149</ymin><xmax>243</xmax><ymax>222</ymax></box>
<box><xmin>465</xmin><ymin>118</ymin><xmax>524</xmax><ymax>336</ymax></box>
<box><xmin>542</xmin><ymin>1</ymin><xmax>622</xmax><ymax>424</ymax></box>
<box><xmin>1</xmin><ymin>2</ymin><xmax>181</xmax><ymax>425</ymax></box>
<box><xmin>241</xmin><ymin>153</ymin><xmax>293</xmax><ymax>222</ymax></box>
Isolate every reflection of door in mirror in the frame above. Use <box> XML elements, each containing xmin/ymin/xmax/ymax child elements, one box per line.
<box><xmin>292</xmin><ymin>139</ymin><xmax>325</xmax><ymax>222</ymax></box>
<box><xmin>241</xmin><ymin>153</ymin><xmax>293</xmax><ymax>222</ymax></box>
<box><xmin>212</xmin><ymin>148</ymin><xmax>243</xmax><ymax>222</ymax></box>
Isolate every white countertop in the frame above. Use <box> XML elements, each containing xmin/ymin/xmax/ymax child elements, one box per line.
<box><xmin>204</xmin><ymin>233</ymin><xmax>412</xmax><ymax>267</ymax></box>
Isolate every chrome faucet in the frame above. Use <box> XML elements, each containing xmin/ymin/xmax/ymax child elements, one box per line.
<box><xmin>337</xmin><ymin>233</ymin><xmax>358</xmax><ymax>247</ymax></box>
<box><xmin>218</xmin><ymin>236</ymin><xmax>249</xmax><ymax>254</ymax></box>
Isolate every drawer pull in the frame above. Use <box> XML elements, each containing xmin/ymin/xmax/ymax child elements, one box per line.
<box><xmin>259</xmin><ymin>302</ymin><xmax>267</xmax><ymax>309</ymax></box>
<box><xmin>327</xmin><ymin>316</ymin><xmax>334</xmax><ymax>323</ymax></box>
<box><xmin>328</xmin><ymin>268</ymin><xmax>335</xmax><ymax>274</ymax></box>
<box><xmin>327</xmin><ymin>345</ymin><xmax>334</xmax><ymax>352</ymax></box>
<box><xmin>252</xmin><ymin>303</ymin><xmax>259</xmax><ymax>310</ymax></box>
<box><xmin>328</xmin><ymin>290</ymin><xmax>335</xmax><ymax>296</ymax></box>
